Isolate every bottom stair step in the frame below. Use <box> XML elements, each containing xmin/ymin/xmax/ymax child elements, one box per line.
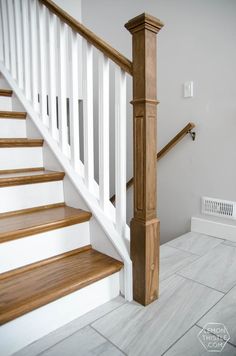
<box><xmin>0</xmin><ymin>246</ymin><xmax>123</xmax><ymax>325</ymax></box>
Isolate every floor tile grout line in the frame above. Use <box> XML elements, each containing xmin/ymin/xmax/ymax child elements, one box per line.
<box><xmin>175</xmin><ymin>272</ymin><xmax>227</xmax><ymax>294</ymax></box>
<box><xmin>20</xmin><ymin>298</ymin><xmax>128</xmax><ymax>356</ymax></box>
<box><xmin>194</xmin><ymin>324</ymin><xmax>236</xmax><ymax>349</ymax></box>
<box><xmin>161</xmin><ymin>323</ymin><xmax>204</xmax><ymax>355</ymax></box>
<box><xmin>164</xmin><ymin>243</ymin><xmax>201</xmax><ymax>257</ymax></box>
<box><xmin>90</xmin><ymin>325</ymin><xmax>128</xmax><ymax>356</ymax></box>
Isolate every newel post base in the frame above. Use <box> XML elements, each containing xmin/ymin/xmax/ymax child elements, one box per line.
<box><xmin>125</xmin><ymin>13</ymin><xmax>164</xmax><ymax>305</ymax></box>
<box><xmin>130</xmin><ymin>218</ymin><xmax>160</xmax><ymax>305</ymax></box>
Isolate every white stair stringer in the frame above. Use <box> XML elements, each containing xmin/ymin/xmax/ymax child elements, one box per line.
<box><xmin>0</xmin><ymin>63</ymin><xmax>133</xmax><ymax>301</ymax></box>
<box><xmin>0</xmin><ymin>272</ymin><xmax>120</xmax><ymax>356</ymax></box>
<box><xmin>0</xmin><ymin>222</ymin><xmax>90</xmax><ymax>273</ymax></box>
<box><xmin>0</xmin><ymin>181</ymin><xmax>64</xmax><ymax>213</ymax></box>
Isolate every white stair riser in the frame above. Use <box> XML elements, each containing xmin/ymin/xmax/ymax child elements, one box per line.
<box><xmin>0</xmin><ymin>119</ymin><xmax>26</xmax><ymax>138</ymax></box>
<box><xmin>0</xmin><ymin>147</ymin><xmax>43</xmax><ymax>170</ymax></box>
<box><xmin>0</xmin><ymin>96</ymin><xmax>12</xmax><ymax>110</ymax></box>
<box><xmin>0</xmin><ymin>181</ymin><xmax>64</xmax><ymax>213</ymax></box>
<box><xmin>0</xmin><ymin>272</ymin><xmax>121</xmax><ymax>356</ymax></box>
<box><xmin>0</xmin><ymin>222</ymin><xmax>90</xmax><ymax>273</ymax></box>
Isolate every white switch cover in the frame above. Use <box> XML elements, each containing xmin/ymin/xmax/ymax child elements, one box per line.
<box><xmin>184</xmin><ymin>81</ymin><xmax>193</xmax><ymax>98</ymax></box>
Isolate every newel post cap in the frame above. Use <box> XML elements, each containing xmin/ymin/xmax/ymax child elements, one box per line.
<box><xmin>125</xmin><ymin>13</ymin><xmax>164</xmax><ymax>34</ymax></box>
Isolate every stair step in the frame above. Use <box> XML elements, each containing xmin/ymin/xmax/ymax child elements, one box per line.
<box><xmin>0</xmin><ymin>138</ymin><xmax>43</xmax><ymax>147</ymax></box>
<box><xmin>0</xmin><ymin>90</ymin><xmax>13</xmax><ymax>97</ymax></box>
<box><xmin>0</xmin><ymin>169</ymin><xmax>65</xmax><ymax>187</ymax></box>
<box><xmin>0</xmin><ymin>203</ymin><xmax>92</xmax><ymax>243</ymax></box>
<box><xmin>0</xmin><ymin>247</ymin><xmax>123</xmax><ymax>325</ymax></box>
<box><xmin>0</xmin><ymin>111</ymin><xmax>26</xmax><ymax>119</ymax></box>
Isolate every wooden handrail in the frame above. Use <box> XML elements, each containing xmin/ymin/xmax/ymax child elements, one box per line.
<box><xmin>39</xmin><ymin>0</ymin><xmax>133</xmax><ymax>75</ymax></box>
<box><xmin>110</xmin><ymin>122</ymin><xmax>195</xmax><ymax>203</ymax></box>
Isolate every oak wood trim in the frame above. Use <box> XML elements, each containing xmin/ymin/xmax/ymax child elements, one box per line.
<box><xmin>126</xmin><ymin>13</ymin><xmax>164</xmax><ymax>305</ymax></box>
<box><xmin>0</xmin><ymin>89</ymin><xmax>13</xmax><ymax>97</ymax></box>
<box><xmin>157</xmin><ymin>122</ymin><xmax>195</xmax><ymax>160</ymax></box>
<box><xmin>0</xmin><ymin>138</ymin><xmax>44</xmax><ymax>147</ymax></box>
<box><xmin>0</xmin><ymin>203</ymin><xmax>65</xmax><ymax>219</ymax></box>
<box><xmin>0</xmin><ymin>111</ymin><xmax>26</xmax><ymax>119</ymax></box>
<box><xmin>110</xmin><ymin>122</ymin><xmax>195</xmax><ymax>203</ymax></box>
<box><xmin>0</xmin><ymin>171</ymin><xmax>65</xmax><ymax>187</ymax></box>
<box><xmin>0</xmin><ymin>248</ymin><xmax>123</xmax><ymax>324</ymax></box>
<box><xmin>0</xmin><ymin>245</ymin><xmax>92</xmax><ymax>281</ymax></box>
<box><xmin>0</xmin><ymin>205</ymin><xmax>92</xmax><ymax>243</ymax></box>
<box><xmin>0</xmin><ymin>167</ymin><xmax>45</xmax><ymax>174</ymax></box>
<box><xmin>39</xmin><ymin>0</ymin><xmax>132</xmax><ymax>75</ymax></box>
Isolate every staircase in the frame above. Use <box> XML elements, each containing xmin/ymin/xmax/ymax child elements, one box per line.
<box><xmin>0</xmin><ymin>88</ymin><xmax>123</xmax><ymax>355</ymax></box>
<box><xmin>0</xmin><ymin>0</ymin><xmax>166</xmax><ymax>353</ymax></box>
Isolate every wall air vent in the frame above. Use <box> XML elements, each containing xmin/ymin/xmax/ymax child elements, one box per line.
<box><xmin>202</xmin><ymin>197</ymin><xmax>236</xmax><ymax>220</ymax></box>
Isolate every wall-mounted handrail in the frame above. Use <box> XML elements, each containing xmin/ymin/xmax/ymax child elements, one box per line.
<box><xmin>110</xmin><ymin>122</ymin><xmax>196</xmax><ymax>204</ymax></box>
<box><xmin>39</xmin><ymin>0</ymin><xmax>133</xmax><ymax>75</ymax></box>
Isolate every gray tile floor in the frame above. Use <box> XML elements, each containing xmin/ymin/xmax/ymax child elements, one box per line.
<box><xmin>15</xmin><ymin>232</ymin><xmax>236</xmax><ymax>356</ymax></box>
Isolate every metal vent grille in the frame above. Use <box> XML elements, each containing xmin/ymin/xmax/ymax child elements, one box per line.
<box><xmin>202</xmin><ymin>197</ymin><xmax>236</xmax><ymax>220</ymax></box>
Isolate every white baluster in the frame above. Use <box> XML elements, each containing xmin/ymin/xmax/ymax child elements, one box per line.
<box><xmin>115</xmin><ymin>67</ymin><xmax>127</xmax><ymax>235</ymax></box>
<box><xmin>29</xmin><ymin>0</ymin><xmax>39</xmax><ymax>110</ymax></box>
<box><xmin>0</xmin><ymin>1</ymin><xmax>4</xmax><ymax>62</ymax></box>
<box><xmin>69</xmin><ymin>29</ymin><xmax>80</xmax><ymax>170</ymax></box>
<box><xmin>38</xmin><ymin>2</ymin><xmax>47</xmax><ymax>123</ymax></box>
<box><xmin>21</xmin><ymin>0</ymin><xmax>31</xmax><ymax>100</ymax></box>
<box><xmin>13</xmin><ymin>0</ymin><xmax>24</xmax><ymax>89</ymax></box>
<box><xmin>48</xmin><ymin>11</ymin><xmax>57</xmax><ymax>138</ymax></box>
<box><xmin>58</xmin><ymin>20</ymin><xmax>68</xmax><ymax>154</ymax></box>
<box><xmin>99</xmin><ymin>53</ymin><xmax>110</xmax><ymax>211</ymax></box>
<box><xmin>83</xmin><ymin>40</ymin><xmax>94</xmax><ymax>191</ymax></box>
<box><xmin>6</xmin><ymin>0</ymin><xmax>16</xmax><ymax>79</ymax></box>
<box><xmin>1</xmin><ymin>0</ymin><xmax>10</xmax><ymax>70</ymax></box>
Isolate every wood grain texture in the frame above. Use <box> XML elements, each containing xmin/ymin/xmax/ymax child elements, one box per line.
<box><xmin>0</xmin><ymin>248</ymin><xmax>123</xmax><ymax>324</ymax></box>
<box><xmin>0</xmin><ymin>204</ymin><xmax>92</xmax><ymax>243</ymax></box>
<box><xmin>110</xmin><ymin>122</ymin><xmax>195</xmax><ymax>203</ymax></box>
<box><xmin>157</xmin><ymin>122</ymin><xmax>195</xmax><ymax>160</ymax></box>
<box><xmin>0</xmin><ymin>111</ymin><xmax>26</xmax><ymax>119</ymax></box>
<box><xmin>125</xmin><ymin>13</ymin><xmax>164</xmax><ymax>305</ymax></box>
<box><xmin>0</xmin><ymin>90</ymin><xmax>13</xmax><ymax>97</ymax></box>
<box><xmin>39</xmin><ymin>0</ymin><xmax>132</xmax><ymax>75</ymax></box>
<box><xmin>0</xmin><ymin>167</ymin><xmax>45</xmax><ymax>175</ymax></box>
<box><xmin>0</xmin><ymin>138</ymin><xmax>43</xmax><ymax>147</ymax></box>
<box><xmin>0</xmin><ymin>170</ymin><xmax>65</xmax><ymax>187</ymax></box>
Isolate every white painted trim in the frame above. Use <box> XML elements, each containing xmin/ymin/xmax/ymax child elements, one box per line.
<box><xmin>0</xmin><ymin>272</ymin><xmax>121</xmax><ymax>356</ymax></box>
<box><xmin>0</xmin><ymin>181</ymin><xmax>64</xmax><ymax>213</ymax></box>
<box><xmin>191</xmin><ymin>216</ymin><xmax>236</xmax><ymax>242</ymax></box>
<box><xmin>0</xmin><ymin>63</ymin><xmax>133</xmax><ymax>301</ymax></box>
<box><xmin>0</xmin><ymin>222</ymin><xmax>90</xmax><ymax>273</ymax></box>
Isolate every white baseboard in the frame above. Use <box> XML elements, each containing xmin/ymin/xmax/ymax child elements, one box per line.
<box><xmin>0</xmin><ymin>272</ymin><xmax>120</xmax><ymax>356</ymax></box>
<box><xmin>191</xmin><ymin>216</ymin><xmax>236</xmax><ymax>242</ymax></box>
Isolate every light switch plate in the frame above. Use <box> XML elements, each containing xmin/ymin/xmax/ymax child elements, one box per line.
<box><xmin>184</xmin><ymin>81</ymin><xmax>193</xmax><ymax>98</ymax></box>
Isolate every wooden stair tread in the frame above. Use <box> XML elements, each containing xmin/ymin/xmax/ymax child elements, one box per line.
<box><xmin>0</xmin><ymin>204</ymin><xmax>92</xmax><ymax>243</ymax></box>
<box><xmin>0</xmin><ymin>170</ymin><xmax>65</xmax><ymax>187</ymax></box>
<box><xmin>0</xmin><ymin>90</ymin><xmax>13</xmax><ymax>97</ymax></box>
<box><xmin>0</xmin><ymin>138</ymin><xmax>43</xmax><ymax>147</ymax></box>
<box><xmin>0</xmin><ymin>247</ymin><xmax>123</xmax><ymax>324</ymax></box>
<box><xmin>0</xmin><ymin>111</ymin><xmax>26</xmax><ymax>119</ymax></box>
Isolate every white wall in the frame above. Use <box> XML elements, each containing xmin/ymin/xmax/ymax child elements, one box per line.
<box><xmin>82</xmin><ymin>0</ymin><xmax>236</xmax><ymax>244</ymax></box>
<box><xmin>54</xmin><ymin>0</ymin><xmax>81</xmax><ymax>21</ymax></box>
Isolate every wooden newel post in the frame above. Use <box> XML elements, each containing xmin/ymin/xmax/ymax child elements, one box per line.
<box><xmin>125</xmin><ymin>13</ymin><xmax>164</xmax><ymax>305</ymax></box>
